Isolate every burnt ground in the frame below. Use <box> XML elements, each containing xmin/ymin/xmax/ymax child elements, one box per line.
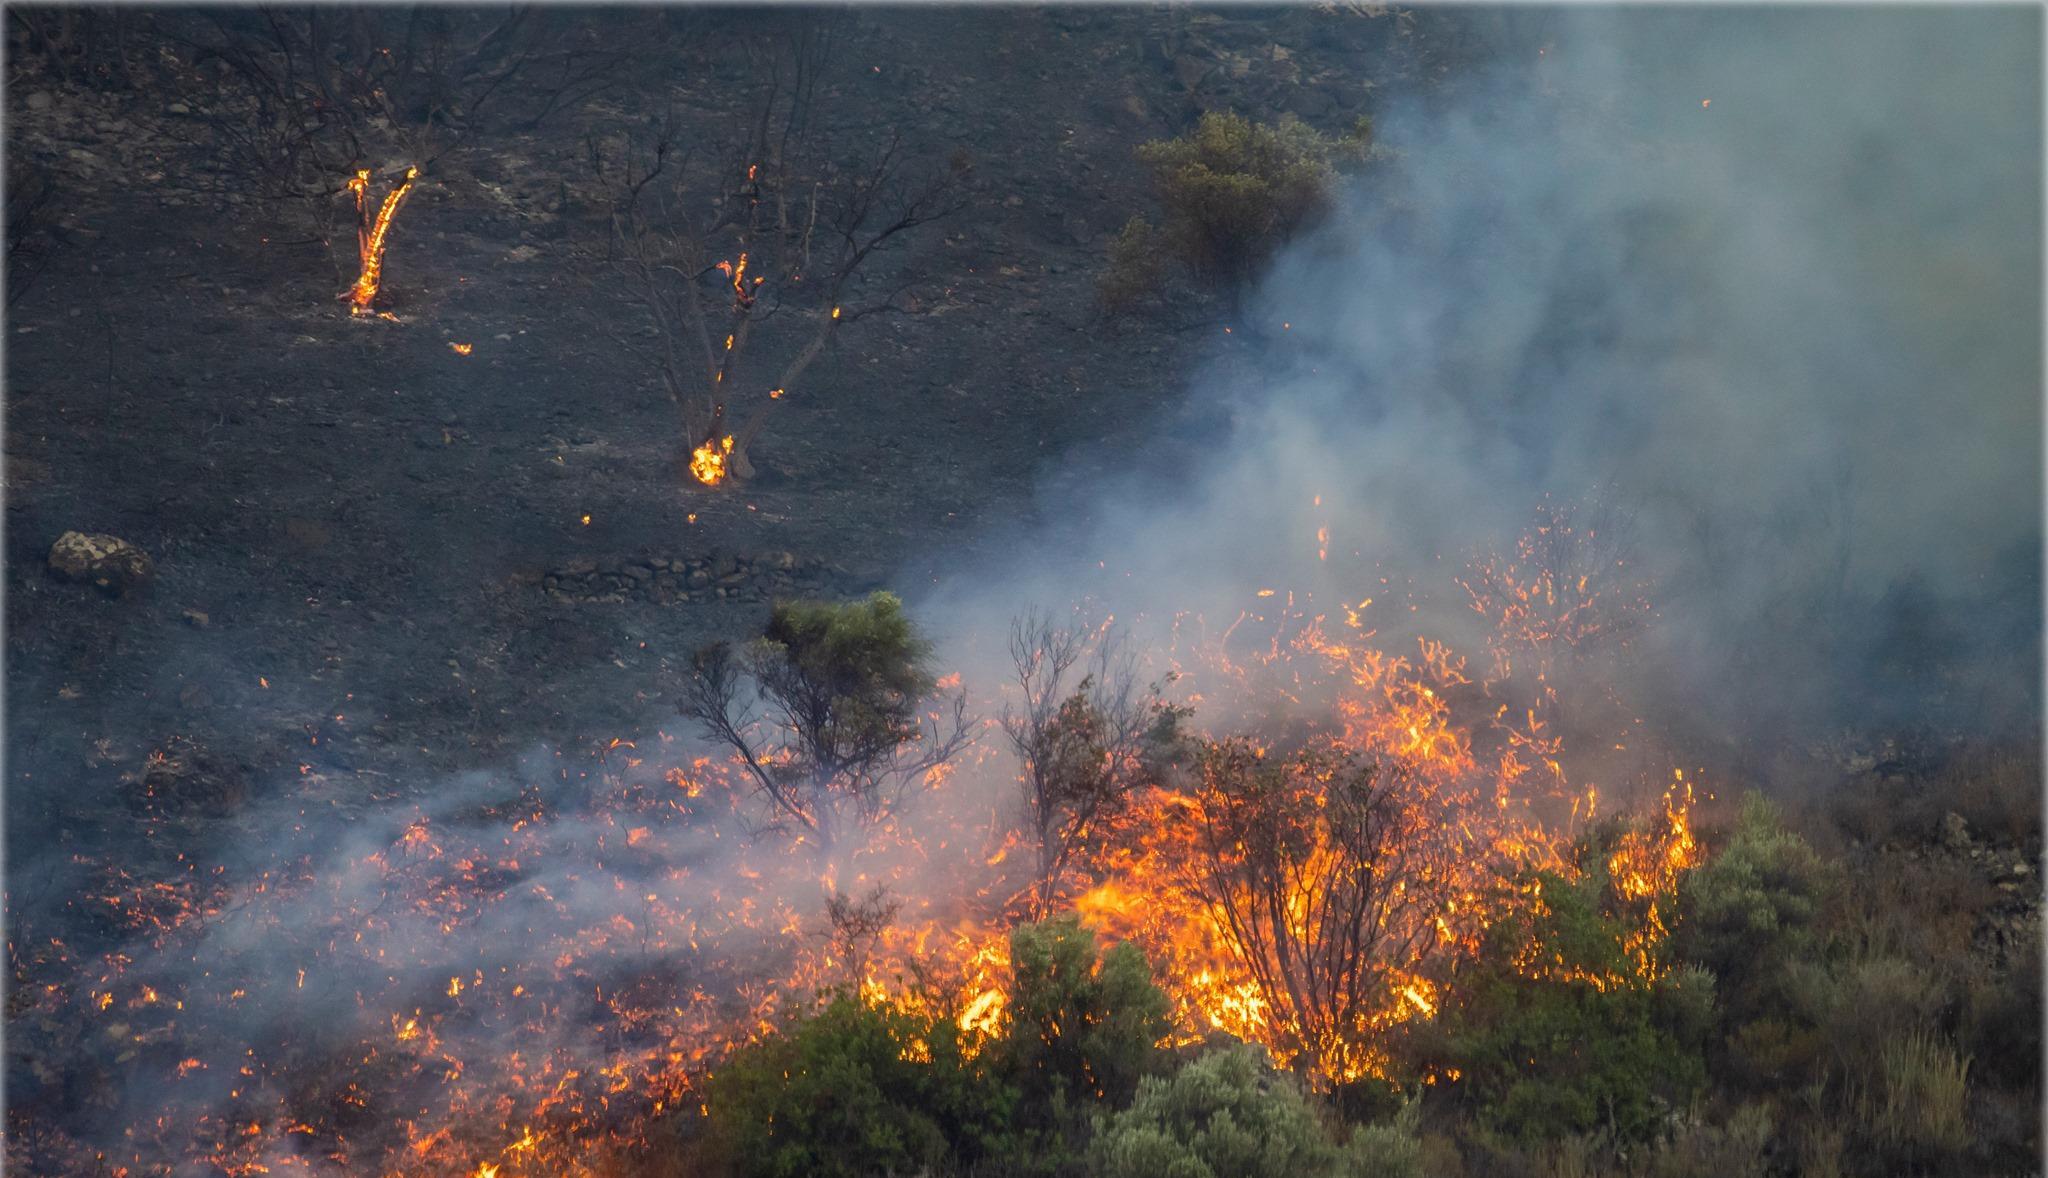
<box><xmin>4</xmin><ymin>9</ymin><xmax>1477</xmax><ymax>865</ymax></box>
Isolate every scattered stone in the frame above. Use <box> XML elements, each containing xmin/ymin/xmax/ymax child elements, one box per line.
<box><xmin>182</xmin><ymin>608</ymin><xmax>210</xmax><ymax>628</ymax></box>
<box><xmin>167</xmin><ymin>101</ymin><xmax>190</xmax><ymax>115</ymax></box>
<box><xmin>25</xmin><ymin>91</ymin><xmax>52</xmax><ymax>112</ymax></box>
<box><xmin>1938</xmin><ymin>811</ymin><xmax>1972</xmax><ymax>852</ymax></box>
<box><xmin>48</xmin><ymin>531</ymin><xmax>153</xmax><ymax>595</ymax></box>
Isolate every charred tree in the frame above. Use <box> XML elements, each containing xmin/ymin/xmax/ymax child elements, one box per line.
<box><xmin>593</xmin><ymin>15</ymin><xmax>964</xmax><ymax>484</ymax></box>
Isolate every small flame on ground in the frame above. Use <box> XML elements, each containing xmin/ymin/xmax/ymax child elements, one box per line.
<box><xmin>691</xmin><ymin>435</ymin><xmax>736</xmax><ymax>486</ymax></box>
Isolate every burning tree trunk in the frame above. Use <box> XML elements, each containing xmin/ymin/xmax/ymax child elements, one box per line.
<box><xmin>594</xmin><ymin>16</ymin><xmax>963</xmax><ymax>487</ymax></box>
<box><xmin>1184</xmin><ymin>739</ymin><xmax>1467</xmax><ymax>1086</ymax></box>
<box><xmin>342</xmin><ymin>165</ymin><xmax>418</xmax><ymax>317</ymax></box>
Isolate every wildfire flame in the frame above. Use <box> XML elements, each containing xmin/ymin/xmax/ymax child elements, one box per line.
<box><xmin>690</xmin><ymin>435</ymin><xmax>735</xmax><ymax>486</ymax></box>
<box><xmin>5</xmin><ymin>503</ymin><xmax>1703</xmax><ymax>1176</ymax></box>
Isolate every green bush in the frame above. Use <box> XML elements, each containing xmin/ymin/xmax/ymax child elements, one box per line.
<box><xmin>1105</xmin><ymin>111</ymin><xmax>1371</xmax><ymax>310</ymax></box>
<box><xmin>1675</xmin><ymin>792</ymin><xmax>1833</xmax><ymax>1021</ymax></box>
<box><xmin>1088</xmin><ymin>1045</ymin><xmax>1420</xmax><ymax>1178</ymax></box>
<box><xmin>679</xmin><ymin>590</ymin><xmax>969</xmax><ymax>845</ymax></box>
<box><xmin>704</xmin><ymin>992</ymin><xmax>1020</xmax><ymax>1178</ymax></box>
<box><xmin>1001</xmin><ymin>915</ymin><xmax>1172</xmax><ymax>1116</ymax></box>
<box><xmin>1783</xmin><ymin>952</ymin><xmax>1943</xmax><ymax>1089</ymax></box>
<box><xmin>1435</xmin><ymin>862</ymin><xmax>1710</xmax><ymax>1146</ymax></box>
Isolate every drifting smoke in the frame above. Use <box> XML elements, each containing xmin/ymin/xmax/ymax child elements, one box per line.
<box><xmin>9</xmin><ymin>10</ymin><xmax>2039</xmax><ymax>1175</ymax></box>
<box><xmin>922</xmin><ymin>6</ymin><xmax>2043</xmax><ymax>762</ymax></box>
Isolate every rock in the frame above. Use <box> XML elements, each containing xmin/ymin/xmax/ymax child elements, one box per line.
<box><xmin>181</xmin><ymin>608</ymin><xmax>210</xmax><ymax>628</ymax></box>
<box><xmin>1939</xmin><ymin>811</ymin><xmax>1972</xmax><ymax>852</ymax></box>
<box><xmin>25</xmin><ymin>91</ymin><xmax>52</xmax><ymax>112</ymax></box>
<box><xmin>49</xmin><ymin>531</ymin><xmax>153</xmax><ymax>595</ymax></box>
<box><xmin>622</xmin><ymin>563</ymin><xmax>653</xmax><ymax>582</ymax></box>
<box><xmin>167</xmin><ymin>101</ymin><xmax>190</xmax><ymax>115</ymax></box>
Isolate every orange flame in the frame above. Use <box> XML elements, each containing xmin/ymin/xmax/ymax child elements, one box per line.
<box><xmin>345</xmin><ymin>166</ymin><xmax>419</xmax><ymax>316</ymax></box>
<box><xmin>690</xmin><ymin>435</ymin><xmax>736</xmax><ymax>486</ymax></box>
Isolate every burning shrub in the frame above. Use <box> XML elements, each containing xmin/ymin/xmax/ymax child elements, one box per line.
<box><xmin>704</xmin><ymin>991</ymin><xmax>1022</xmax><ymax>1178</ymax></box>
<box><xmin>999</xmin><ymin>915</ymin><xmax>1172</xmax><ymax>1120</ymax></box>
<box><xmin>1433</xmin><ymin>852</ymin><xmax>1711</xmax><ymax>1146</ymax></box>
<box><xmin>677</xmin><ymin>592</ymin><xmax>971</xmax><ymax>849</ymax></box>
<box><xmin>1087</xmin><ymin>1044</ymin><xmax>1422</xmax><ymax>1178</ymax></box>
<box><xmin>1182</xmin><ymin>739</ymin><xmax>1467</xmax><ymax>1087</ymax></box>
<box><xmin>1104</xmin><ymin>111</ymin><xmax>1371</xmax><ymax>313</ymax></box>
<box><xmin>1003</xmin><ymin>611</ymin><xmax>1191</xmax><ymax>917</ymax></box>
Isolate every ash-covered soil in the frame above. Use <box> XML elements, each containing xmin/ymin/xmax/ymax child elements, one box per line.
<box><xmin>3</xmin><ymin>8</ymin><xmax>1452</xmax><ymax>826</ymax></box>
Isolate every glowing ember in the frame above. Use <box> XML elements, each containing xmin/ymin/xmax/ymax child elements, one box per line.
<box><xmin>449</xmin><ymin>342</ymin><xmax>474</xmax><ymax>356</ymax></box>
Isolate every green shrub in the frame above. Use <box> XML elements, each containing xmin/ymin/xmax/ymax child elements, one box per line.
<box><xmin>704</xmin><ymin>992</ymin><xmax>1020</xmax><ymax>1178</ymax></box>
<box><xmin>1783</xmin><ymin>952</ymin><xmax>1943</xmax><ymax>1089</ymax></box>
<box><xmin>1088</xmin><ymin>1044</ymin><xmax>1420</xmax><ymax>1178</ymax></box>
<box><xmin>1106</xmin><ymin>111</ymin><xmax>1371</xmax><ymax>309</ymax></box>
<box><xmin>679</xmin><ymin>591</ymin><xmax>970</xmax><ymax>846</ymax></box>
<box><xmin>1099</xmin><ymin>217</ymin><xmax>1167</xmax><ymax>315</ymax></box>
<box><xmin>1001</xmin><ymin>915</ymin><xmax>1172</xmax><ymax>1117</ymax></box>
<box><xmin>1642</xmin><ymin>1102</ymin><xmax>1773</xmax><ymax>1178</ymax></box>
<box><xmin>1436</xmin><ymin>863</ymin><xmax>1710</xmax><ymax>1146</ymax></box>
<box><xmin>1675</xmin><ymin>792</ymin><xmax>1832</xmax><ymax>1021</ymax></box>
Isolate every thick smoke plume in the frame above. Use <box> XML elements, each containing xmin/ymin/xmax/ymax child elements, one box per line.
<box><xmin>922</xmin><ymin>7</ymin><xmax>2042</xmax><ymax>765</ymax></box>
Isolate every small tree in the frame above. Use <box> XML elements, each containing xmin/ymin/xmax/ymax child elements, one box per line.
<box><xmin>595</xmin><ymin>16</ymin><xmax>964</xmax><ymax>484</ymax></box>
<box><xmin>1104</xmin><ymin>111</ymin><xmax>1371</xmax><ymax>315</ymax></box>
<box><xmin>1003</xmin><ymin>610</ymin><xmax>1188</xmax><ymax>917</ymax></box>
<box><xmin>678</xmin><ymin>592</ymin><xmax>971</xmax><ymax>849</ymax></box>
<box><xmin>1674</xmin><ymin>791</ymin><xmax>1833</xmax><ymax>1024</ymax></box>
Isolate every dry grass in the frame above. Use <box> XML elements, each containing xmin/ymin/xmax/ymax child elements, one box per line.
<box><xmin>1862</xmin><ymin>1028</ymin><xmax>1972</xmax><ymax>1155</ymax></box>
